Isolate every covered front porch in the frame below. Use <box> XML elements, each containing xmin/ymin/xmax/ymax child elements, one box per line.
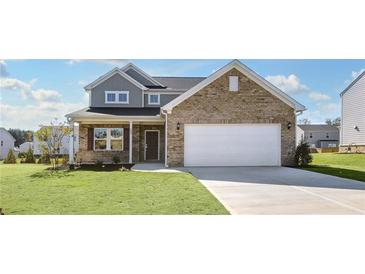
<box><xmin>70</xmin><ymin>121</ymin><xmax>165</xmax><ymax>165</ymax></box>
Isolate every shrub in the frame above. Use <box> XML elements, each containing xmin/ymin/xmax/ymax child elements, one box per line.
<box><xmin>3</xmin><ymin>149</ymin><xmax>17</xmax><ymax>164</ymax></box>
<box><xmin>112</xmin><ymin>156</ymin><xmax>121</xmax><ymax>164</ymax></box>
<box><xmin>23</xmin><ymin>147</ymin><xmax>36</xmax><ymax>163</ymax></box>
<box><xmin>294</xmin><ymin>140</ymin><xmax>313</xmax><ymax>167</ymax></box>
<box><xmin>38</xmin><ymin>153</ymin><xmax>51</xmax><ymax>164</ymax></box>
<box><xmin>18</xmin><ymin>152</ymin><xmax>26</xmax><ymax>159</ymax></box>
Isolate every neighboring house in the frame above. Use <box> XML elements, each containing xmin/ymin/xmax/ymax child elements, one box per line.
<box><xmin>340</xmin><ymin>71</ymin><xmax>365</xmax><ymax>153</ymax></box>
<box><xmin>33</xmin><ymin>125</ymin><xmax>79</xmax><ymax>156</ymax></box>
<box><xmin>19</xmin><ymin>141</ymin><xmax>33</xmax><ymax>153</ymax></box>
<box><xmin>0</xmin><ymin>127</ymin><xmax>16</xmax><ymax>160</ymax></box>
<box><xmin>66</xmin><ymin>60</ymin><xmax>306</xmax><ymax>167</ymax></box>
<box><xmin>296</xmin><ymin>124</ymin><xmax>339</xmax><ymax>148</ymax></box>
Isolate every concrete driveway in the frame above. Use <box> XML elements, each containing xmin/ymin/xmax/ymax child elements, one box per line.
<box><xmin>187</xmin><ymin>167</ymin><xmax>365</xmax><ymax>214</ymax></box>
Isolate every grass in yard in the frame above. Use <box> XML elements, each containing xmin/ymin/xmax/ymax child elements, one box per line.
<box><xmin>303</xmin><ymin>153</ymin><xmax>365</xmax><ymax>182</ymax></box>
<box><xmin>0</xmin><ymin>164</ymin><xmax>229</xmax><ymax>215</ymax></box>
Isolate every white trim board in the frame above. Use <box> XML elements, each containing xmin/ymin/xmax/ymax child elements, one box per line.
<box><xmin>121</xmin><ymin>63</ymin><xmax>165</xmax><ymax>87</ymax></box>
<box><xmin>144</xmin><ymin>130</ymin><xmax>160</xmax><ymax>161</ymax></box>
<box><xmin>162</xmin><ymin>59</ymin><xmax>306</xmax><ymax>113</ymax></box>
<box><xmin>84</xmin><ymin>67</ymin><xmax>147</xmax><ymax>91</ymax></box>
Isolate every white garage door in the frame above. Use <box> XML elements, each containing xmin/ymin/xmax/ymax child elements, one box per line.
<box><xmin>184</xmin><ymin>124</ymin><xmax>281</xmax><ymax>166</ymax></box>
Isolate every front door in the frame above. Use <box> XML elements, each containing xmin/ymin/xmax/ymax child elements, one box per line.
<box><xmin>145</xmin><ymin>131</ymin><xmax>159</xmax><ymax>161</ymax></box>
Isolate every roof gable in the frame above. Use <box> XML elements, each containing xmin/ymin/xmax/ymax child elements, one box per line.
<box><xmin>340</xmin><ymin>71</ymin><xmax>365</xmax><ymax>96</ymax></box>
<box><xmin>162</xmin><ymin>60</ymin><xmax>306</xmax><ymax>112</ymax></box>
<box><xmin>0</xmin><ymin>127</ymin><xmax>15</xmax><ymax>142</ymax></box>
<box><xmin>121</xmin><ymin>63</ymin><xmax>165</xmax><ymax>87</ymax></box>
<box><xmin>84</xmin><ymin>67</ymin><xmax>147</xmax><ymax>91</ymax></box>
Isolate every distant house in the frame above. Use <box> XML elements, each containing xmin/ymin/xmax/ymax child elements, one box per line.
<box><xmin>33</xmin><ymin>125</ymin><xmax>79</xmax><ymax>156</ymax></box>
<box><xmin>340</xmin><ymin>71</ymin><xmax>365</xmax><ymax>153</ymax></box>
<box><xmin>19</xmin><ymin>141</ymin><xmax>33</xmax><ymax>153</ymax></box>
<box><xmin>0</xmin><ymin>127</ymin><xmax>16</xmax><ymax>159</ymax></box>
<box><xmin>296</xmin><ymin>124</ymin><xmax>339</xmax><ymax>148</ymax></box>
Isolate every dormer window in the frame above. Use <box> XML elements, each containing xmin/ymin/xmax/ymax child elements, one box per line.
<box><xmin>148</xmin><ymin>94</ymin><xmax>160</xmax><ymax>105</ymax></box>
<box><xmin>229</xmin><ymin>76</ymin><xmax>239</xmax><ymax>92</ymax></box>
<box><xmin>105</xmin><ymin>91</ymin><xmax>129</xmax><ymax>104</ymax></box>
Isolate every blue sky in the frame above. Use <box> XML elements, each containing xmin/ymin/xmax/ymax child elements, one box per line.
<box><xmin>1</xmin><ymin>59</ymin><xmax>364</xmax><ymax>130</ymax></box>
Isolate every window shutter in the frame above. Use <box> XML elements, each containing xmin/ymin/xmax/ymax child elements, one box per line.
<box><xmin>87</xmin><ymin>128</ymin><xmax>94</xmax><ymax>151</ymax></box>
<box><xmin>124</xmin><ymin>128</ymin><xmax>129</xmax><ymax>151</ymax></box>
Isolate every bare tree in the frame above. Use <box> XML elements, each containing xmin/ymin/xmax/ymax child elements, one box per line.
<box><xmin>325</xmin><ymin>117</ymin><xmax>341</xmax><ymax>126</ymax></box>
<box><xmin>35</xmin><ymin>119</ymin><xmax>71</xmax><ymax>169</ymax></box>
<box><xmin>298</xmin><ymin>118</ymin><xmax>311</xmax><ymax>125</ymax></box>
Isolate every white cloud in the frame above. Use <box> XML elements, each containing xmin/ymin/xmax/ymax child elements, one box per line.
<box><xmin>351</xmin><ymin>68</ymin><xmax>365</xmax><ymax>79</ymax></box>
<box><xmin>308</xmin><ymin>91</ymin><xmax>330</xmax><ymax>101</ymax></box>
<box><xmin>0</xmin><ymin>100</ymin><xmax>87</xmax><ymax>130</ymax></box>
<box><xmin>0</xmin><ymin>77</ymin><xmax>32</xmax><ymax>92</ymax></box>
<box><xmin>31</xmin><ymin>89</ymin><xmax>62</xmax><ymax>103</ymax></box>
<box><xmin>265</xmin><ymin>74</ymin><xmax>309</xmax><ymax>94</ymax></box>
<box><xmin>78</xmin><ymin>80</ymin><xmax>88</xmax><ymax>86</ymax></box>
<box><xmin>66</xmin><ymin>59</ymin><xmax>129</xmax><ymax>67</ymax></box>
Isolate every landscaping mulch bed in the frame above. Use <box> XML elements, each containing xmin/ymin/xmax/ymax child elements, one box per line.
<box><xmin>76</xmin><ymin>163</ymin><xmax>134</xmax><ymax>171</ymax></box>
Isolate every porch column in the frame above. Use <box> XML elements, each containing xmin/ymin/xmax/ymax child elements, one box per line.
<box><xmin>68</xmin><ymin>122</ymin><xmax>75</xmax><ymax>164</ymax></box>
<box><xmin>129</xmin><ymin>121</ymin><xmax>133</xmax><ymax>163</ymax></box>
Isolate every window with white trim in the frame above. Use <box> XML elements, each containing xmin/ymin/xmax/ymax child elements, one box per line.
<box><xmin>94</xmin><ymin>128</ymin><xmax>123</xmax><ymax>151</ymax></box>
<box><xmin>148</xmin><ymin>94</ymin><xmax>160</xmax><ymax>105</ymax></box>
<box><xmin>105</xmin><ymin>91</ymin><xmax>129</xmax><ymax>104</ymax></box>
<box><xmin>229</xmin><ymin>76</ymin><xmax>239</xmax><ymax>92</ymax></box>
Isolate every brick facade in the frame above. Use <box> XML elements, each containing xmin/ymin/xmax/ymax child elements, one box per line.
<box><xmin>166</xmin><ymin>68</ymin><xmax>296</xmax><ymax>167</ymax></box>
<box><xmin>76</xmin><ymin>123</ymin><xmax>164</xmax><ymax>164</ymax></box>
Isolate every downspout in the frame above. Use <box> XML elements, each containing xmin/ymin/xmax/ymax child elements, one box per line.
<box><xmin>161</xmin><ymin>109</ymin><xmax>168</xmax><ymax>167</ymax></box>
<box><xmin>295</xmin><ymin>110</ymin><xmax>304</xmax><ymax>147</ymax></box>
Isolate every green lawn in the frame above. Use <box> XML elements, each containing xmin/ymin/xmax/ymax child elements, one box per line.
<box><xmin>0</xmin><ymin>164</ymin><xmax>228</xmax><ymax>215</ymax></box>
<box><xmin>303</xmin><ymin>153</ymin><xmax>365</xmax><ymax>182</ymax></box>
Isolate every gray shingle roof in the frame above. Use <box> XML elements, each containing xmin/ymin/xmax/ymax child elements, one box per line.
<box><xmin>152</xmin><ymin>77</ymin><xmax>206</xmax><ymax>90</ymax></box>
<box><xmin>66</xmin><ymin>107</ymin><xmax>161</xmax><ymax>119</ymax></box>
<box><xmin>297</xmin><ymin>124</ymin><xmax>339</xmax><ymax>131</ymax></box>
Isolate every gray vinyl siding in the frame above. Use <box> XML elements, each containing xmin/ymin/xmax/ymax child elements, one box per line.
<box><xmin>302</xmin><ymin>129</ymin><xmax>339</xmax><ymax>148</ymax></box>
<box><xmin>144</xmin><ymin>93</ymin><xmax>181</xmax><ymax>107</ymax></box>
<box><xmin>124</xmin><ymin>68</ymin><xmax>156</xmax><ymax>87</ymax></box>
<box><xmin>90</xmin><ymin>73</ymin><xmax>143</xmax><ymax>108</ymax></box>
<box><xmin>341</xmin><ymin>74</ymin><xmax>365</xmax><ymax>145</ymax></box>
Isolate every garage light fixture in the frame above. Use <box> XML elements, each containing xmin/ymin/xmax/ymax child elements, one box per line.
<box><xmin>177</xmin><ymin>122</ymin><xmax>181</xmax><ymax>130</ymax></box>
<box><xmin>287</xmin><ymin>122</ymin><xmax>292</xmax><ymax>130</ymax></box>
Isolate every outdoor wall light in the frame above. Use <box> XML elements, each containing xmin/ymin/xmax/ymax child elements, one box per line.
<box><xmin>287</xmin><ymin>122</ymin><xmax>292</xmax><ymax>130</ymax></box>
<box><xmin>177</xmin><ymin>122</ymin><xmax>181</xmax><ymax>130</ymax></box>
<box><xmin>354</xmin><ymin>125</ymin><xmax>359</xmax><ymax>131</ymax></box>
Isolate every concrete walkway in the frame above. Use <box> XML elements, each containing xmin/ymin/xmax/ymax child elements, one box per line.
<box><xmin>187</xmin><ymin>167</ymin><xmax>365</xmax><ymax>215</ymax></box>
<box><xmin>131</xmin><ymin>163</ymin><xmax>184</xmax><ymax>173</ymax></box>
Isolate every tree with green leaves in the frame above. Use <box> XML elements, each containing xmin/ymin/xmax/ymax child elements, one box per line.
<box><xmin>35</xmin><ymin>119</ymin><xmax>71</xmax><ymax>169</ymax></box>
<box><xmin>294</xmin><ymin>140</ymin><xmax>313</xmax><ymax>167</ymax></box>
<box><xmin>3</xmin><ymin>149</ymin><xmax>17</xmax><ymax>164</ymax></box>
<box><xmin>8</xmin><ymin>129</ymin><xmax>34</xmax><ymax>147</ymax></box>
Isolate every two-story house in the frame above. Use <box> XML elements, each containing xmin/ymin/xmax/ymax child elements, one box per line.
<box><xmin>340</xmin><ymin>71</ymin><xmax>365</xmax><ymax>153</ymax></box>
<box><xmin>66</xmin><ymin>60</ymin><xmax>306</xmax><ymax>167</ymax></box>
<box><xmin>0</xmin><ymin>127</ymin><xmax>16</xmax><ymax>160</ymax></box>
<box><xmin>296</xmin><ymin>124</ymin><xmax>339</xmax><ymax>148</ymax></box>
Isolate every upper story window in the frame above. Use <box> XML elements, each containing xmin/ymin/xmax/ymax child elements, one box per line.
<box><xmin>229</xmin><ymin>76</ymin><xmax>239</xmax><ymax>92</ymax></box>
<box><xmin>148</xmin><ymin>94</ymin><xmax>160</xmax><ymax>105</ymax></box>
<box><xmin>105</xmin><ymin>91</ymin><xmax>129</xmax><ymax>104</ymax></box>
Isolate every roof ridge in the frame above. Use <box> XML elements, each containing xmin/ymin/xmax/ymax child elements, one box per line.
<box><xmin>152</xmin><ymin>76</ymin><xmax>206</xmax><ymax>78</ymax></box>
